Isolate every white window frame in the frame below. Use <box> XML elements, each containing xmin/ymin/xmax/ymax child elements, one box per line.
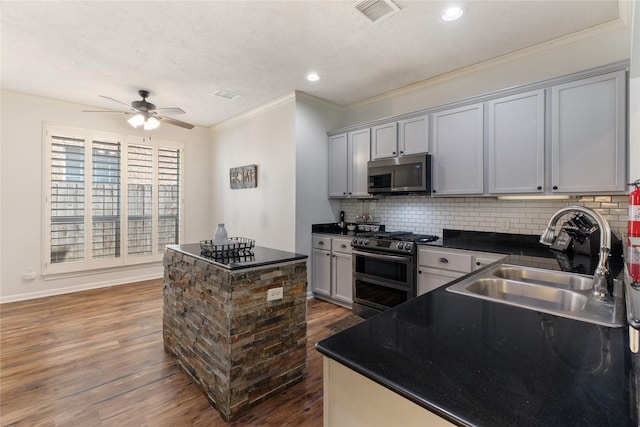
<box><xmin>42</xmin><ymin>123</ymin><xmax>185</xmax><ymax>276</ymax></box>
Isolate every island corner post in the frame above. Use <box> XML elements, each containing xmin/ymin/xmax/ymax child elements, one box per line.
<box><xmin>162</xmin><ymin>245</ymin><xmax>308</xmax><ymax>421</ymax></box>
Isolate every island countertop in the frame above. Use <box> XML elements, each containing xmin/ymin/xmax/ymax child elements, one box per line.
<box><xmin>166</xmin><ymin>243</ymin><xmax>307</xmax><ymax>270</ymax></box>
<box><xmin>316</xmin><ymin>262</ymin><xmax>636</xmax><ymax>426</ymax></box>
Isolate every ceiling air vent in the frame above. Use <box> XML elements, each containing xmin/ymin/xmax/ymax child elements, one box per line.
<box><xmin>213</xmin><ymin>89</ymin><xmax>239</xmax><ymax>100</ymax></box>
<box><xmin>354</xmin><ymin>0</ymin><xmax>400</xmax><ymax>23</ymax></box>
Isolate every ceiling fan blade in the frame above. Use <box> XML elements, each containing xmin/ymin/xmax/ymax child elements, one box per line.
<box><xmin>157</xmin><ymin>115</ymin><xmax>194</xmax><ymax>129</ymax></box>
<box><xmin>155</xmin><ymin>107</ymin><xmax>186</xmax><ymax>115</ymax></box>
<box><xmin>99</xmin><ymin>95</ymin><xmax>137</xmax><ymax>111</ymax></box>
<box><xmin>82</xmin><ymin>109</ymin><xmax>129</xmax><ymax>113</ymax></box>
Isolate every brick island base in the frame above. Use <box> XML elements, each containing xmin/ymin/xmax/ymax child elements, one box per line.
<box><xmin>163</xmin><ymin>247</ymin><xmax>307</xmax><ymax>421</ymax></box>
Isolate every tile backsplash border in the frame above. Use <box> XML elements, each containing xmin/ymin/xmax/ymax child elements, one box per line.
<box><xmin>341</xmin><ymin>195</ymin><xmax>629</xmax><ymax>239</ymax></box>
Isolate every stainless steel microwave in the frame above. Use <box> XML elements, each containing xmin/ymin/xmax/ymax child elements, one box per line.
<box><xmin>367</xmin><ymin>154</ymin><xmax>431</xmax><ymax>195</ymax></box>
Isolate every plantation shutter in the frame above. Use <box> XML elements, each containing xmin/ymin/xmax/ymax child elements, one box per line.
<box><xmin>50</xmin><ymin>136</ymin><xmax>85</xmax><ymax>264</ymax></box>
<box><xmin>127</xmin><ymin>144</ymin><xmax>154</xmax><ymax>256</ymax></box>
<box><xmin>92</xmin><ymin>140</ymin><xmax>121</xmax><ymax>259</ymax></box>
<box><xmin>158</xmin><ymin>147</ymin><xmax>181</xmax><ymax>251</ymax></box>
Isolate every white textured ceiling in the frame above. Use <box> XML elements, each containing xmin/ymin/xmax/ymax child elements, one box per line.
<box><xmin>1</xmin><ymin>1</ymin><xmax>622</xmax><ymax>128</ymax></box>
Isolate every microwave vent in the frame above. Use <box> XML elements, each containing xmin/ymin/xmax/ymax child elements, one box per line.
<box><xmin>354</xmin><ymin>0</ymin><xmax>400</xmax><ymax>23</ymax></box>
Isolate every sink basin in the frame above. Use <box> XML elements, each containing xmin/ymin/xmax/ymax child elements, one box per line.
<box><xmin>491</xmin><ymin>266</ymin><xmax>592</xmax><ymax>290</ymax></box>
<box><xmin>447</xmin><ymin>264</ymin><xmax>624</xmax><ymax>327</ymax></box>
<box><xmin>464</xmin><ymin>278</ymin><xmax>589</xmax><ymax>312</ymax></box>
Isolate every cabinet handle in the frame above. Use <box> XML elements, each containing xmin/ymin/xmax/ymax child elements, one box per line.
<box><xmin>326</xmin><ymin>253</ymin><xmax>330</xmax><ymax>257</ymax></box>
<box><xmin>341</xmin><ymin>244</ymin><xmax>347</xmax><ymax>248</ymax></box>
<box><xmin>348</xmin><ymin>192</ymin><xmax>352</xmax><ymax>195</ymax></box>
<box><xmin>418</xmin><ymin>270</ymin><xmax>422</xmax><ymax>274</ymax></box>
<box><xmin>537</xmin><ymin>186</ymin><xmax>542</xmax><ymax>190</ymax></box>
<box><xmin>476</xmin><ymin>261</ymin><xmax>481</xmax><ymax>266</ymax></box>
<box><xmin>400</xmin><ymin>151</ymin><xmax>404</xmax><ymax>154</ymax></box>
<box><xmin>319</xmin><ymin>241</ymin><xmax>324</xmax><ymax>245</ymax></box>
<box><xmin>438</xmin><ymin>257</ymin><xmax>449</xmax><ymax>263</ymax></box>
<box><xmin>393</xmin><ymin>151</ymin><xmax>396</xmax><ymax>155</ymax></box>
<box><xmin>343</xmin><ymin>192</ymin><xmax>347</xmax><ymax>195</ymax></box>
<box><xmin>553</xmin><ymin>186</ymin><xmax>558</xmax><ymax>190</ymax></box>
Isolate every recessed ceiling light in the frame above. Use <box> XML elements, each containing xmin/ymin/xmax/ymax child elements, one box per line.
<box><xmin>441</xmin><ymin>6</ymin><xmax>463</xmax><ymax>21</ymax></box>
<box><xmin>306</xmin><ymin>72</ymin><xmax>320</xmax><ymax>82</ymax></box>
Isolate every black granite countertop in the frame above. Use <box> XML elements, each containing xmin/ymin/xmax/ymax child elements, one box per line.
<box><xmin>316</xmin><ymin>277</ymin><xmax>635</xmax><ymax>426</ymax></box>
<box><xmin>314</xmin><ymin>227</ymin><xmax>633</xmax><ymax>425</ymax></box>
<box><xmin>166</xmin><ymin>243</ymin><xmax>307</xmax><ymax>270</ymax></box>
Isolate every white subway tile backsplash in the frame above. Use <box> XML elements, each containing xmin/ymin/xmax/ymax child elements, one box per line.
<box><xmin>341</xmin><ymin>195</ymin><xmax>629</xmax><ymax>239</ymax></box>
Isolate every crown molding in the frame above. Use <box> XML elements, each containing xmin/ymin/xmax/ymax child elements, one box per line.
<box><xmin>210</xmin><ymin>91</ymin><xmax>296</xmax><ymax>130</ymax></box>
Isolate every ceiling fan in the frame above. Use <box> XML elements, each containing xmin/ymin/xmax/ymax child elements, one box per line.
<box><xmin>83</xmin><ymin>89</ymin><xmax>194</xmax><ymax>130</ymax></box>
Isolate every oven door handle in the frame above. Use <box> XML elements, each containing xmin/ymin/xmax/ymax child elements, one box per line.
<box><xmin>352</xmin><ymin>249</ymin><xmax>412</xmax><ymax>263</ymax></box>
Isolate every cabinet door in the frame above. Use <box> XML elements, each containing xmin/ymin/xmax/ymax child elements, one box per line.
<box><xmin>312</xmin><ymin>249</ymin><xmax>331</xmax><ymax>297</ymax></box>
<box><xmin>349</xmin><ymin>128</ymin><xmax>371</xmax><ymax>197</ymax></box>
<box><xmin>432</xmin><ymin>104</ymin><xmax>484</xmax><ymax>195</ymax></box>
<box><xmin>488</xmin><ymin>90</ymin><xmax>545</xmax><ymax>194</ymax></box>
<box><xmin>399</xmin><ymin>115</ymin><xmax>429</xmax><ymax>156</ymax></box>
<box><xmin>473</xmin><ymin>254</ymin><xmax>506</xmax><ymax>270</ymax></box>
<box><xmin>371</xmin><ymin>123</ymin><xmax>398</xmax><ymax>160</ymax></box>
<box><xmin>551</xmin><ymin>71</ymin><xmax>626</xmax><ymax>193</ymax></box>
<box><xmin>417</xmin><ymin>268</ymin><xmax>464</xmax><ymax>296</ymax></box>
<box><xmin>328</xmin><ymin>134</ymin><xmax>348</xmax><ymax>197</ymax></box>
<box><xmin>333</xmin><ymin>252</ymin><xmax>353</xmax><ymax>304</ymax></box>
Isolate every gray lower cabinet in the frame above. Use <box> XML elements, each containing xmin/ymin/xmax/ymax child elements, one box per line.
<box><xmin>417</xmin><ymin>247</ymin><xmax>506</xmax><ymax>296</ymax></box>
<box><xmin>551</xmin><ymin>70</ymin><xmax>626</xmax><ymax>193</ymax></box>
<box><xmin>431</xmin><ymin>103</ymin><xmax>484</xmax><ymax>195</ymax></box>
<box><xmin>312</xmin><ymin>235</ymin><xmax>352</xmax><ymax>307</ymax></box>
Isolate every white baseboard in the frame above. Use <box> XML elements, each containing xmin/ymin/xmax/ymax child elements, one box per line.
<box><xmin>0</xmin><ymin>272</ymin><xmax>163</xmax><ymax>304</ymax></box>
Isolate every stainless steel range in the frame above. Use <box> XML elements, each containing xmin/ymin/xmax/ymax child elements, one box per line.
<box><xmin>351</xmin><ymin>231</ymin><xmax>438</xmax><ymax>318</ymax></box>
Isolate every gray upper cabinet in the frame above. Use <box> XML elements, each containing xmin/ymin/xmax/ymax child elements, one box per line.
<box><xmin>372</xmin><ymin>117</ymin><xmax>429</xmax><ymax>160</ymax></box>
<box><xmin>371</xmin><ymin>123</ymin><xmax>398</xmax><ymax>160</ymax></box>
<box><xmin>551</xmin><ymin>70</ymin><xmax>626</xmax><ymax>194</ymax></box>
<box><xmin>488</xmin><ymin>90</ymin><xmax>545</xmax><ymax>194</ymax></box>
<box><xmin>349</xmin><ymin>128</ymin><xmax>371</xmax><ymax>197</ymax></box>
<box><xmin>328</xmin><ymin>133</ymin><xmax>348</xmax><ymax>197</ymax></box>
<box><xmin>432</xmin><ymin>103</ymin><xmax>484</xmax><ymax>195</ymax></box>
<box><xmin>399</xmin><ymin>115</ymin><xmax>429</xmax><ymax>156</ymax></box>
<box><xmin>328</xmin><ymin>129</ymin><xmax>371</xmax><ymax>198</ymax></box>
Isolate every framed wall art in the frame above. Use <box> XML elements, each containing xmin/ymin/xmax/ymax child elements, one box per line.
<box><xmin>230</xmin><ymin>164</ymin><xmax>257</xmax><ymax>189</ymax></box>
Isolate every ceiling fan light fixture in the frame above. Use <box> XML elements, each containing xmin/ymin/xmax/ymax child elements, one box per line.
<box><xmin>128</xmin><ymin>114</ymin><xmax>145</xmax><ymax>128</ymax></box>
<box><xmin>441</xmin><ymin>6</ymin><xmax>463</xmax><ymax>21</ymax></box>
<box><xmin>144</xmin><ymin>116</ymin><xmax>160</xmax><ymax>130</ymax></box>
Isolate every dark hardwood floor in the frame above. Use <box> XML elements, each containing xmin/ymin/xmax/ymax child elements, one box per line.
<box><xmin>0</xmin><ymin>279</ymin><xmax>351</xmax><ymax>426</ymax></box>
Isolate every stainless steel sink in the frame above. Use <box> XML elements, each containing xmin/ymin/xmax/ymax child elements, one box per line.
<box><xmin>491</xmin><ymin>266</ymin><xmax>592</xmax><ymax>290</ymax></box>
<box><xmin>447</xmin><ymin>264</ymin><xmax>624</xmax><ymax>327</ymax></box>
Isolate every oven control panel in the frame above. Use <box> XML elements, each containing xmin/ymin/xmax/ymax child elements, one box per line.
<box><xmin>351</xmin><ymin>237</ymin><xmax>415</xmax><ymax>253</ymax></box>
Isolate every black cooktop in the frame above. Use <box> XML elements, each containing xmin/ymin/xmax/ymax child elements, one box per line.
<box><xmin>358</xmin><ymin>231</ymin><xmax>439</xmax><ymax>244</ymax></box>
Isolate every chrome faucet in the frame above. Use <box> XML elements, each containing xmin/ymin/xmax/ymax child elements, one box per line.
<box><xmin>539</xmin><ymin>206</ymin><xmax>612</xmax><ymax>300</ymax></box>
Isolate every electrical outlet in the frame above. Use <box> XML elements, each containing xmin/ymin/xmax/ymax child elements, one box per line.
<box><xmin>500</xmin><ymin>219</ymin><xmax>510</xmax><ymax>232</ymax></box>
<box><xmin>267</xmin><ymin>287</ymin><xmax>284</xmax><ymax>301</ymax></box>
<box><xmin>23</xmin><ymin>268</ymin><xmax>37</xmax><ymax>280</ymax></box>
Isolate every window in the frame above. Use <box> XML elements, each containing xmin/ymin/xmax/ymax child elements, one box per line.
<box><xmin>44</xmin><ymin>124</ymin><xmax>184</xmax><ymax>275</ymax></box>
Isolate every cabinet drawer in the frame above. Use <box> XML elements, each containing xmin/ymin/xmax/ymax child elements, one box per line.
<box><xmin>419</xmin><ymin>249</ymin><xmax>472</xmax><ymax>273</ymax></box>
<box><xmin>332</xmin><ymin>238</ymin><xmax>353</xmax><ymax>255</ymax></box>
<box><xmin>312</xmin><ymin>235</ymin><xmax>332</xmax><ymax>250</ymax></box>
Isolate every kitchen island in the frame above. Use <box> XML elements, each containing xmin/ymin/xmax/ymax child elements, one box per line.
<box><xmin>163</xmin><ymin>243</ymin><xmax>308</xmax><ymax>421</ymax></box>
<box><xmin>316</xmin><ymin>254</ymin><xmax>636</xmax><ymax>426</ymax></box>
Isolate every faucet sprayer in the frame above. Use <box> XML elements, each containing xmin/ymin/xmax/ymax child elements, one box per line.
<box><xmin>539</xmin><ymin>206</ymin><xmax>612</xmax><ymax>300</ymax></box>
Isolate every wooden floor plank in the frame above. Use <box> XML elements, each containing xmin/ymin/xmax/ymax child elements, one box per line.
<box><xmin>1</xmin><ymin>279</ymin><xmax>350</xmax><ymax>426</ymax></box>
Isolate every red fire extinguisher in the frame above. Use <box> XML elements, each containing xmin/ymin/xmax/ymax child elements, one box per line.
<box><xmin>629</xmin><ymin>179</ymin><xmax>640</xmax><ymax>283</ymax></box>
